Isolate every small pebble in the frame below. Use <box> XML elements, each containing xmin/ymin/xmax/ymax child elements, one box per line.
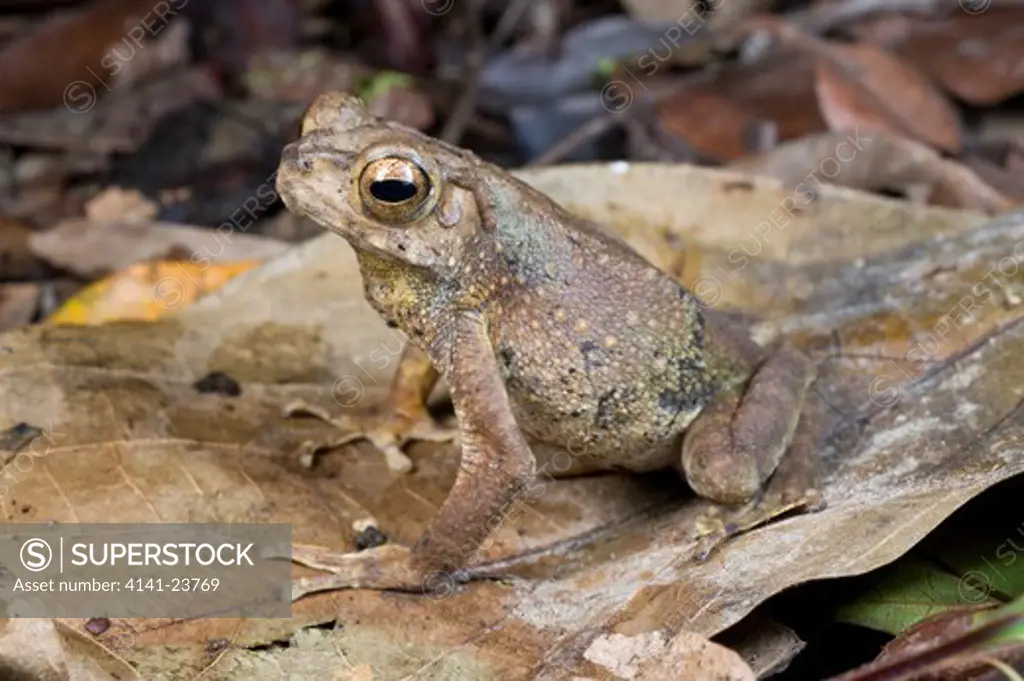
<box><xmin>354</xmin><ymin>526</ymin><xmax>387</xmax><ymax>551</ymax></box>
<box><xmin>84</xmin><ymin>617</ymin><xmax>111</xmax><ymax>636</ymax></box>
<box><xmin>193</xmin><ymin>372</ymin><xmax>242</xmax><ymax>396</ymax></box>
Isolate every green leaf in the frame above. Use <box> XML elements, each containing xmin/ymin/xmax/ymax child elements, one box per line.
<box><xmin>357</xmin><ymin>71</ymin><xmax>414</xmax><ymax>105</ymax></box>
<box><xmin>595</xmin><ymin>56</ymin><xmax>620</xmax><ymax>79</ymax></box>
<box><xmin>835</xmin><ymin>556</ymin><xmax>1001</xmax><ymax>635</ymax></box>
<box><xmin>977</xmin><ymin>594</ymin><xmax>1024</xmax><ymax>646</ymax></box>
<box><xmin>834</xmin><ymin>487</ymin><xmax>1024</xmax><ymax>636</ymax></box>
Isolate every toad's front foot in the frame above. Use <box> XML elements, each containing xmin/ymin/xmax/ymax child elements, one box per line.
<box><xmin>289</xmin><ymin>544</ymin><xmax>469</xmax><ymax>601</ymax></box>
<box><xmin>682</xmin><ymin>343</ymin><xmax>826</xmax><ymax>561</ymax></box>
<box><xmin>284</xmin><ymin>399</ymin><xmax>458</xmax><ymax>474</ymax></box>
<box><xmin>692</xmin><ymin>458</ymin><xmax>825</xmax><ymax>562</ymax></box>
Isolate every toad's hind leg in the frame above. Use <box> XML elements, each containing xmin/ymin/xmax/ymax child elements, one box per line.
<box><xmin>681</xmin><ymin>345</ymin><xmax>826</xmax><ymax>560</ymax></box>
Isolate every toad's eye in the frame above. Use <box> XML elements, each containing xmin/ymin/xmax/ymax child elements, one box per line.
<box><xmin>358</xmin><ymin>157</ymin><xmax>432</xmax><ymax>223</ymax></box>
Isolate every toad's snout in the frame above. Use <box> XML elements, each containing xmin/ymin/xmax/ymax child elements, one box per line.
<box><xmin>279</xmin><ymin>141</ymin><xmax>299</xmax><ymax>164</ymax></box>
<box><xmin>274</xmin><ymin>143</ymin><xmax>306</xmax><ymax>210</ymax></box>
<box><xmin>278</xmin><ymin>140</ymin><xmax>352</xmax><ymax>176</ymax></box>
<box><xmin>276</xmin><ymin>141</ymin><xmax>342</xmax><ymax>198</ymax></box>
<box><xmin>275</xmin><ymin>141</ymin><xmax>356</xmax><ymax>224</ymax></box>
<box><xmin>278</xmin><ymin>141</ymin><xmax>312</xmax><ymax>174</ymax></box>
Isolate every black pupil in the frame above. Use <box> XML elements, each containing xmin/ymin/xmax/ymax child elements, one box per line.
<box><xmin>370</xmin><ymin>179</ymin><xmax>418</xmax><ymax>203</ymax></box>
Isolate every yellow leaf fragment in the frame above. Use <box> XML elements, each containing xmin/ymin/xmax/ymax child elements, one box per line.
<box><xmin>47</xmin><ymin>259</ymin><xmax>262</xmax><ymax>325</ymax></box>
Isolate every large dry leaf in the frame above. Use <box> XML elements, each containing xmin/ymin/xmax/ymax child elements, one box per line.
<box><xmin>0</xmin><ymin>163</ymin><xmax>1021</xmax><ymax>679</ymax></box>
<box><xmin>813</xmin><ymin>40</ymin><xmax>962</xmax><ymax>154</ymax></box>
<box><xmin>657</xmin><ymin>50</ymin><xmax>825</xmax><ymax>161</ymax></box>
<box><xmin>0</xmin><ymin>0</ymin><xmax>190</xmax><ymax>113</ymax></box>
<box><xmin>658</xmin><ymin>89</ymin><xmax>758</xmax><ymax>161</ymax></box>
<box><xmin>29</xmin><ymin>219</ymin><xmax>289</xmax><ymax>277</ymax></box>
<box><xmin>730</xmin><ymin>131</ymin><xmax>1016</xmax><ymax>214</ymax></box>
<box><xmin>852</xmin><ymin>9</ymin><xmax>1024</xmax><ymax>106</ymax></box>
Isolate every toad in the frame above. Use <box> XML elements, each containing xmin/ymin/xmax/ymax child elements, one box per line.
<box><xmin>275</xmin><ymin>93</ymin><xmax>824</xmax><ymax>597</ymax></box>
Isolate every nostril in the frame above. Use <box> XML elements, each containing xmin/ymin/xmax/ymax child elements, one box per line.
<box><xmin>281</xmin><ymin>144</ymin><xmax>314</xmax><ymax>172</ymax></box>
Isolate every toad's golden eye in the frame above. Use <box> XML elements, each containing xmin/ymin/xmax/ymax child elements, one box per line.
<box><xmin>358</xmin><ymin>157</ymin><xmax>432</xmax><ymax>223</ymax></box>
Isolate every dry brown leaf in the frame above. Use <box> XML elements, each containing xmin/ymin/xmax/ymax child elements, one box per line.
<box><xmin>533</xmin><ymin>164</ymin><xmax>989</xmax><ymax>275</ymax></box>
<box><xmin>0</xmin><ymin>283</ymin><xmax>39</xmax><ymax>332</ymax></box>
<box><xmin>0</xmin><ymin>218</ymin><xmax>50</xmax><ymax>281</ymax></box>
<box><xmin>719</xmin><ymin>615</ymin><xmax>806</xmax><ymax>677</ymax></box>
<box><xmin>0</xmin><ymin>68</ymin><xmax>221</xmax><ymax>154</ymax></box>
<box><xmin>813</xmin><ymin>40</ymin><xmax>962</xmax><ymax>154</ymax></box>
<box><xmin>659</xmin><ymin>89</ymin><xmax>762</xmax><ymax>161</ymax></box>
<box><xmin>729</xmin><ymin>131</ymin><xmax>1016</xmax><ymax>214</ymax></box>
<box><xmin>619</xmin><ymin>0</ymin><xmax>700</xmax><ymax>22</ymax></box>
<box><xmin>83</xmin><ymin>187</ymin><xmax>158</xmax><ymax>223</ymax></box>
<box><xmin>0</xmin><ymin>619</ymin><xmax>69</xmax><ymax>680</ymax></box>
<box><xmin>965</xmin><ymin>155</ymin><xmax>1024</xmax><ymax>204</ymax></box>
<box><xmin>876</xmin><ymin>607</ymin><xmax>984</xmax><ymax>664</ymax></box>
<box><xmin>853</xmin><ymin>9</ymin><xmax>1024</xmax><ymax>106</ymax></box>
<box><xmin>0</xmin><ymin>0</ymin><xmax>191</xmax><ymax>113</ymax></box>
<box><xmin>657</xmin><ymin>50</ymin><xmax>825</xmax><ymax>161</ymax></box>
<box><xmin>832</xmin><ymin>607</ymin><xmax>1024</xmax><ymax>681</ymax></box>
<box><xmin>640</xmin><ymin>630</ymin><xmax>757</xmax><ymax>680</ymax></box>
<box><xmin>0</xmin><ymin>618</ymin><xmax>138</xmax><ymax>680</ymax></box>
<box><xmin>581</xmin><ymin>629</ymin><xmax>756</xmax><ymax>679</ymax></box>
<box><xmin>0</xmin><ymin>165</ymin><xmax>1020</xmax><ymax>678</ymax></box>
<box><xmin>29</xmin><ymin>218</ymin><xmax>290</xmax><ymax>277</ymax></box>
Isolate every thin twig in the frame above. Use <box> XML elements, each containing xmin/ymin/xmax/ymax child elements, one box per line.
<box><xmin>440</xmin><ymin>0</ymin><xmax>533</xmax><ymax>145</ymax></box>
<box><xmin>527</xmin><ymin>68</ymin><xmax>719</xmax><ymax>166</ymax></box>
<box><xmin>526</xmin><ymin>114</ymin><xmax>621</xmax><ymax>166</ymax></box>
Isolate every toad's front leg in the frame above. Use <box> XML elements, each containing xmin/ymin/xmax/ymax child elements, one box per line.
<box><xmin>682</xmin><ymin>344</ymin><xmax>826</xmax><ymax>560</ymax></box>
<box><xmin>290</xmin><ymin>312</ymin><xmax>536</xmax><ymax>600</ymax></box>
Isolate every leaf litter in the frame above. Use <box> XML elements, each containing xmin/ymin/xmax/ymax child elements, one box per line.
<box><xmin>0</xmin><ymin>165</ymin><xmax>1020</xmax><ymax>678</ymax></box>
<box><xmin>2</xmin><ymin>0</ymin><xmax>1024</xmax><ymax>678</ymax></box>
